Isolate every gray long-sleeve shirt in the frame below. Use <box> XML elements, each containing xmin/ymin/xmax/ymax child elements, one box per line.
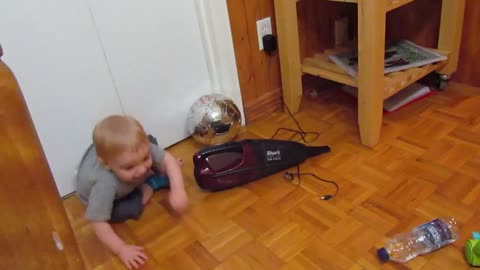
<box><xmin>76</xmin><ymin>142</ymin><xmax>164</xmax><ymax>221</ymax></box>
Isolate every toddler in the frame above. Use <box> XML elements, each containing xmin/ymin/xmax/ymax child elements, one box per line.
<box><xmin>76</xmin><ymin>115</ymin><xmax>188</xmax><ymax>269</ymax></box>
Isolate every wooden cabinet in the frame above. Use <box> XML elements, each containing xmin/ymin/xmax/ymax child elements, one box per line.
<box><xmin>0</xmin><ymin>49</ymin><xmax>84</xmax><ymax>269</ymax></box>
<box><xmin>274</xmin><ymin>0</ymin><xmax>466</xmax><ymax>147</ymax></box>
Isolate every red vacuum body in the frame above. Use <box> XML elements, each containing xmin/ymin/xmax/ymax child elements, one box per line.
<box><xmin>193</xmin><ymin>139</ymin><xmax>330</xmax><ymax>191</ymax></box>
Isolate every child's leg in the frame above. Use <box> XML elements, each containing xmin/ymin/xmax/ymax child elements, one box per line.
<box><xmin>140</xmin><ymin>158</ymin><xmax>181</xmax><ymax>203</ymax></box>
<box><xmin>109</xmin><ymin>189</ymin><xmax>144</xmax><ymax>223</ymax></box>
<box><xmin>144</xmin><ymin>174</ymin><xmax>170</xmax><ymax>191</ymax></box>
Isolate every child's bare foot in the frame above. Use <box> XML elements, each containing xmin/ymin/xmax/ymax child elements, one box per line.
<box><xmin>140</xmin><ymin>184</ymin><xmax>154</xmax><ymax>205</ymax></box>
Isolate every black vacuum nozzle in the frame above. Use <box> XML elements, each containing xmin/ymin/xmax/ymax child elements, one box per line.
<box><xmin>305</xmin><ymin>145</ymin><xmax>331</xmax><ymax>159</ymax></box>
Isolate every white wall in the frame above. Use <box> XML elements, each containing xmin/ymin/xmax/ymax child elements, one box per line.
<box><xmin>0</xmin><ymin>0</ymin><xmax>124</xmax><ymax>196</ymax></box>
<box><xmin>85</xmin><ymin>0</ymin><xmax>213</xmax><ymax>146</ymax></box>
<box><xmin>0</xmin><ymin>0</ymin><xmax>243</xmax><ymax>196</ymax></box>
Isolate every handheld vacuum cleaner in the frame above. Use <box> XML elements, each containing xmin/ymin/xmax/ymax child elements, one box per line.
<box><xmin>193</xmin><ymin>139</ymin><xmax>330</xmax><ymax>191</ymax></box>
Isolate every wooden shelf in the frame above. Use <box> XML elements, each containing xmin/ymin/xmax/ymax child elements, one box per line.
<box><xmin>383</xmin><ymin>59</ymin><xmax>447</xmax><ymax>98</ymax></box>
<box><xmin>302</xmin><ymin>50</ymin><xmax>448</xmax><ymax>100</ymax></box>
<box><xmin>302</xmin><ymin>54</ymin><xmax>357</xmax><ymax>87</ymax></box>
<box><xmin>385</xmin><ymin>0</ymin><xmax>416</xmax><ymax>12</ymax></box>
<box><xmin>327</xmin><ymin>0</ymin><xmax>416</xmax><ymax>12</ymax></box>
<box><xmin>275</xmin><ymin>0</ymin><xmax>465</xmax><ymax>147</ymax></box>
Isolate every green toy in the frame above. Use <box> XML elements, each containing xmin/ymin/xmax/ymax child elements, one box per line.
<box><xmin>465</xmin><ymin>232</ymin><xmax>480</xmax><ymax>266</ymax></box>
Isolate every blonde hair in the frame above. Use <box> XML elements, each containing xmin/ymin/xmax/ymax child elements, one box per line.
<box><xmin>93</xmin><ymin>115</ymin><xmax>148</xmax><ymax>162</ymax></box>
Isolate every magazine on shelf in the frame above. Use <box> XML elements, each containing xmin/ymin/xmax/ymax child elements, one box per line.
<box><xmin>328</xmin><ymin>40</ymin><xmax>447</xmax><ymax>78</ymax></box>
<box><xmin>341</xmin><ymin>83</ymin><xmax>434</xmax><ymax>112</ymax></box>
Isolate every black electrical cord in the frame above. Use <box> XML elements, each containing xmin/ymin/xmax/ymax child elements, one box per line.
<box><xmin>273</xmin><ymin>103</ymin><xmax>339</xmax><ymax>200</ymax></box>
<box><xmin>284</xmin><ymin>164</ymin><xmax>339</xmax><ymax>200</ymax></box>
<box><xmin>271</xmin><ymin>104</ymin><xmax>319</xmax><ymax>143</ymax></box>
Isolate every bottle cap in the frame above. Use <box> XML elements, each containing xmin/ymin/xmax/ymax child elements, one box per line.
<box><xmin>465</xmin><ymin>239</ymin><xmax>480</xmax><ymax>266</ymax></box>
<box><xmin>377</xmin><ymin>248</ymin><xmax>390</xmax><ymax>262</ymax></box>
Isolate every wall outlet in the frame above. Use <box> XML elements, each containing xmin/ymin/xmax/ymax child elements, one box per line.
<box><xmin>256</xmin><ymin>17</ymin><xmax>272</xmax><ymax>50</ymax></box>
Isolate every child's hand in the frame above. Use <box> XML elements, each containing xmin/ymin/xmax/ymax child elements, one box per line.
<box><xmin>117</xmin><ymin>244</ymin><xmax>148</xmax><ymax>269</ymax></box>
<box><xmin>168</xmin><ymin>189</ymin><xmax>188</xmax><ymax>213</ymax></box>
<box><xmin>140</xmin><ymin>184</ymin><xmax>154</xmax><ymax>205</ymax></box>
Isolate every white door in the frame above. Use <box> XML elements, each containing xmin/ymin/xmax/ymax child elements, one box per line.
<box><xmin>85</xmin><ymin>0</ymin><xmax>212</xmax><ymax>147</ymax></box>
<box><xmin>0</xmin><ymin>0</ymin><xmax>123</xmax><ymax>196</ymax></box>
<box><xmin>0</xmin><ymin>0</ymin><xmax>241</xmax><ymax>197</ymax></box>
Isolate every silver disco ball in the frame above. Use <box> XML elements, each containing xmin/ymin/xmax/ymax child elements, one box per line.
<box><xmin>187</xmin><ymin>94</ymin><xmax>242</xmax><ymax>145</ymax></box>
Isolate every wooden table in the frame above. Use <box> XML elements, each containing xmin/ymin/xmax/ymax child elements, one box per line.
<box><xmin>274</xmin><ymin>0</ymin><xmax>466</xmax><ymax>147</ymax></box>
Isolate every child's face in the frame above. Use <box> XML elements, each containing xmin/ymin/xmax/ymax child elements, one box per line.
<box><xmin>107</xmin><ymin>143</ymin><xmax>153</xmax><ymax>183</ymax></box>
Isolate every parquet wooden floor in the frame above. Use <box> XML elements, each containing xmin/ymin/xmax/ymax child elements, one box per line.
<box><xmin>63</xmin><ymin>82</ymin><xmax>480</xmax><ymax>269</ymax></box>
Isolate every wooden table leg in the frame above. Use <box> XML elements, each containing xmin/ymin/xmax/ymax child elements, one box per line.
<box><xmin>357</xmin><ymin>0</ymin><xmax>386</xmax><ymax>147</ymax></box>
<box><xmin>438</xmin><ymin>0</ymin><xmax>466</xmax><ymax>76</ymax></box>
<box><xmin>275</xmin><ymin>0</ymin><xmax>303</xmax><ymax>113</ymax></box>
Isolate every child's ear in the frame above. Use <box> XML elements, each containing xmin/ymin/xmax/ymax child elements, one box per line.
<box><xmin>97</xmin><ymin>156</ymin><xmax>111</xmax><ymax>169</ymax></box>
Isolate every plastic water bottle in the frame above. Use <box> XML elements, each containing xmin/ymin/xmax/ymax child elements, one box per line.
<box><xmin>377</xmin><ymin>217</ymin><xmax>459</xmax><ymax>263</ymax></box>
